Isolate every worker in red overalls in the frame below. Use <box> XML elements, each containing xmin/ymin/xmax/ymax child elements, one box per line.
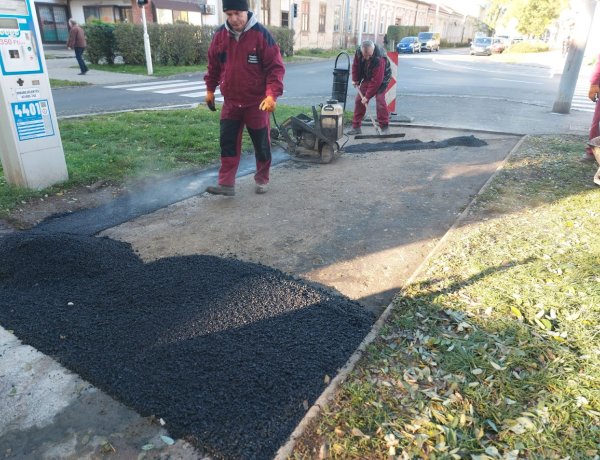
<box><xmin>346</xmin><ymin>40</ymin><xmax>391</xmax><ymax>135</ymax></box>
<box><xmin>204</xmin><ymin>0</ymin><xmax>285</xmax><ymax>196</ymax></box>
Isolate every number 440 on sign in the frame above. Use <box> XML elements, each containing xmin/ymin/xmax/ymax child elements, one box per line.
<box><xmin>13</xmin><ymin>101</ymin><xmax>46</xmax><ymax>118</ymax></box>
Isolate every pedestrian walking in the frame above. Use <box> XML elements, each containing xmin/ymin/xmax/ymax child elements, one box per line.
<box><xmin>67</xmin><ymin>19</ymin><xmax>88</xmax><ymax>75</ymax></box>
<box><xmin>346</xmin><ymin>40</ymin><xmax>391</xmax><ymax>135</ymax></box>
<box><xmin>583</xmin><ymin>54</ymin><xmax>600</xmax><ymax>163</ymax></box>
<box><xmin>203</xmin><ymin>0</ymin><xmax>285</xmax><ymax>196</ymax></box>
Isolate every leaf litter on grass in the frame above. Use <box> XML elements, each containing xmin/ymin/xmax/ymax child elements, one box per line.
<box><xmin>292</xmin><ymin>135</ymin><xmax>600</xmax><ymax>459</ymax></box>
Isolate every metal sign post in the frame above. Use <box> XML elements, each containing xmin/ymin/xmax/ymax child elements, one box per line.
<box><xmin>0</xmin><ymin>0</ymin><xmax>68</xmax><ymax>189</ymax></box>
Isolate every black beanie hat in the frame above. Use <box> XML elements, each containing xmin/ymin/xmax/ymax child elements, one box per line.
<box><xmin>223</xmin><ymin>0</ymin><xmax>248</xmax><ymax>11</ymax></box>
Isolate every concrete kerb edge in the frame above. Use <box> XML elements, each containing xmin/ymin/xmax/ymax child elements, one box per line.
<box><xmin>274</xmin><ymin>132</ymin><xmax>528</xmax><ymax>460</ymax></box>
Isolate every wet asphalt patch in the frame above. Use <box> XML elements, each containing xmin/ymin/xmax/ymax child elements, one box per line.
<box><xmin>0</xmin><ymin>232</ymin><xmax>374</xmax><ymax>459</ymax></box>
<box><xmin>344</xmin><ymin>135</ymin><xmax>488</xmax><ymax>153</ymax></box>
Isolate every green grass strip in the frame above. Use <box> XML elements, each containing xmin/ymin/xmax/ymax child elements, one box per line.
<box><xmin>293</xmin><ymin>134</ymin><xmax>600</xmax><ymax>459</ymax></box>
<box><xmin>50</xmin><ymin>79</ymin><xmax>91</xmax><ymax>88</ymax></box>
<box><xmin>0</xmin><ymin>104</ymin><xmax>312</xmax><ymax>217</ymax></box>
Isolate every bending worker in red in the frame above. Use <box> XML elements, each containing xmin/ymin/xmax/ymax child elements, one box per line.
<box><xmin>584</xmin><ymin>54</ymin><xmax>600</xmax><ymax>163</ymax></box>
<box><xmin>346</xmin><ymin>40</ymin><xmax>391</xmax><ymax>135</ymax></box>
<box><xmin>204</xmin><ymin>0</ymin><xmax>285</xmax><ymax>196</ymax></box>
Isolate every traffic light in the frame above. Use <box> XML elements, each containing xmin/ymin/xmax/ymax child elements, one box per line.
<box><xmin>292</xmin><ymin>3</ymin><xmax>298</xmax><ymax>18</ymax></box>
<box><xmin>137</xmin><ymin>0</ymin><xmax>148</xmax><ymax>5</ymax></box>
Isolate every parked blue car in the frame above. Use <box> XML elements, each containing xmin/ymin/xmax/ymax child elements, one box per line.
<box><xmin>396</xmin><ymin>36</ymin><xmax>421</xmax><ymax>54</ymax></box>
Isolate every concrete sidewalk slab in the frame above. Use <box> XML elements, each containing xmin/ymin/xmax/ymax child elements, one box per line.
<box><xmin>0</xmin><ymin>328</ymin><xmax>199</xmax><ymax>459</ymax></box>
<box><xmin>395</xmin><ymin>94</ymin><xmax>590</xmax><ymax>136</ymax></box>
<box><xmin>44</xmin><ymin>45</ymin><xmax>155</xmax><ymax>86</ymax></box>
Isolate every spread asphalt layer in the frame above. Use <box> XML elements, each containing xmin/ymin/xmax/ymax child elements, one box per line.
<box><xmin>0</xmin><ymin>232</ymin><xmax>374</xmax><ymax>459</ymax></box>
<box><xmin>344</xmin><ymin>135</ymin><xmax>488</xmax><ymax>153</ymax></box>
<box><xmin>34</xmin><ymin>149</ymin><xmax>290</xmax><ymax>236</ymax></box>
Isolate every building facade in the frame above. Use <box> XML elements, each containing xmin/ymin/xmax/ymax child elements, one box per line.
<box><xmin>32</xmin><ymin>0</ymin><xmax>478</xmax><ymax>49</ymax></box>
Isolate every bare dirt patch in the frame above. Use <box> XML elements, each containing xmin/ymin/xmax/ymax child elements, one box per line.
<box><xmin>102</xmin><ymin>128</ymin><xmax>520</xmax><ymax>313</ymax></box>
<box><xmin>1</xmin><ymin>184</ymin><xmax>125</xmax><ymax>233</ymax></box>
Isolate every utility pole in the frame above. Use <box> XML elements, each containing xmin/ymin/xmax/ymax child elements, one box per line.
<box><xmin>374</xmin><ymin>0</ymin><xmax>381</xmax><ymax>44</ymax></box>
<box><xmin>552</xmin><ymin>0</ymin><xmax>596</xmax><ymax>114</ymax></box>
<box><xmin>343</xmin><ymin>0</ymin><xmax>351</xmax><ymax>48</ymax></box>
<box><xmin>217</xmin><ymin>0</ymin><xmax>223</xmax><ymax>24</ymax></box>
<box><xmin>138</xmin><ymin>0</ymin><xmax>153</xmax><ymax>76</ymax></box>
<box><xmin>290</xmin><ymin>0</ymin><xmax>295</xmax><ymax>37</ymax></box>
<box><xmin>255</xmin><ymin>0</ymin><xmax>262</xmax><ymax>22</ymax></box>
<box><xmin>357</xmin><ymin>0</ymin><xmax>364</xmax><ymax>44</ymax></box>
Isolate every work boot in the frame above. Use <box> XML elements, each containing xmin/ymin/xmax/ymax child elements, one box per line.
<box><xmin>380</xmin><ymin>125</ymin><xmax>389</xmax><ymax>133</ymax></box>
<box><xmin>255</xmin><ymin>183</ymin><xmax>269</xmax><ymax>194</ymax></box>
<box><xmin>206</xmin><ymin>184</ymin><xmax>235</xmax><ymax>196</ymax></box>
<box><xmin>346</xmin><ymin>127</ymin><xmax>361</xmax><ymax>135</ymax></box>
<box><xmin>581</xmin><ymin>152</ymin><xmax>596</xmax><ymax>162</ymax></box>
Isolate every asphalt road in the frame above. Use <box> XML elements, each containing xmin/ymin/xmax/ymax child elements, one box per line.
<box><xmin>49</xmin><ymin>48</ymin><xmax>594</xmax><ymax>135</ymax></box>
<box><xmin>51</xmin><ymin>49</ymin><xmax>587</xmax><ymax>116</ymax></box>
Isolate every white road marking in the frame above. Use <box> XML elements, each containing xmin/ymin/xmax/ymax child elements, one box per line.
<box><xmin>492</xmin><ymin>78</ymin><xmax>544</xmax><ymax>85</ymax></box>
<box><xmin>104</xmin><ymin>80</ymin><xmax>223</xmax><ymax>101</ymax></box>
<box><xmin>104</xmin><ymin>80</ymin><xmax>188</xmax><ymax>89</ymax></box>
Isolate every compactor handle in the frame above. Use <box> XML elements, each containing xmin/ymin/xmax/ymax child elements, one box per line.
<box><xmin>334</xmin><ymin>51</ymin><xmax>351</xmax><ymax>71</ymax></box>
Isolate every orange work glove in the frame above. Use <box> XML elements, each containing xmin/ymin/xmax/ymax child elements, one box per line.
<box><xmin>205</xmin><ymin>90</ymin><xmax>216</xmax><ymax>111</ymax></box>
<box><xmin>589</xmin><ymin>84</ymin><xmax>599</xmax><ymax>102</ymax></box>
<box><xmin>259</xmin><ymin>95</ymin><xmax>276</xmax><ymax>112</ymax></box>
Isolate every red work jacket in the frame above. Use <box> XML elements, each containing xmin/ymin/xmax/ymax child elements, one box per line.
<box><xmin>204</xmin><ymin>13</ymin><xmax>285</xmax><ymax>107</ymax></box>
<box><xmin>351</xmin><ymin>49</ymin><xmax>385</xmax><ymax>100</ymax></box>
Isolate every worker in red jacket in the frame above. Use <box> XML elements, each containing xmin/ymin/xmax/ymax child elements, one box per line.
<box><xmin>346</xmin><ymin>40</ymin><xmax>391</xmax><ymax>135</ymax></box>
<box><xmin>584</xmin><ymin>54</ymin><xmax>600</xmax><ymax>163</ymax></box>
<box><xmin>203</xmin><ymin>0</ymin><xmax>285</xmax><ymax>196</ymax></box>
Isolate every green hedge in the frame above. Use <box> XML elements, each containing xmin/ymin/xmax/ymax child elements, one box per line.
<box><xmin>268</xmin><ymin>26</ymin><xmax>294</xmax><ymax>56</ymax></box>
<box><xmin>505</xmin><ymin>40</ymin><xmax>550</xmax><ymax>54</ymax></box>
<box><xmin>111</xmin><ymin>23</ymin><xmax>212</xmax><ymax>66</ymax></box>
<box><xmin>83</xmin><ymin>22</ymin><xmax>117</xmax><ymax>64</ymax></box>
<box><xmin>85</xmin><ymin>22</ymin><xmax>294</xmax><ymax>66</ymax></box>
<box><xmin>112</xmin><ymin>23</ymin><xmax>146</xmax><ymax>65</ymax></box>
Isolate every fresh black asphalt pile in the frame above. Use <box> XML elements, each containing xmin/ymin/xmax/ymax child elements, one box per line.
<box><xmin>0</xmin><ymin>232</ymin><xmax>374</xmax><ymax>459</ymax></box>
<box><xmin>345</xmin><ymin>135</ymin><xmax>488</xmax><ymax>153</ymax></box>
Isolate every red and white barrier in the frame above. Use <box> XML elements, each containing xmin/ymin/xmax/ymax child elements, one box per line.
<box><xmin>385</xmin><ymin>51</ymin><xmax>398</xmax><ymax>114</ymax></box>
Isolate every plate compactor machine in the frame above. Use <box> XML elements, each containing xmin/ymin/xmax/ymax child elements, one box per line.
<box><xmin>272</xmin><ymin>101</ymin><xmax>344</xmax><ymax>163</ymax></box>
<box><xmin>271</xmin><ymin>52</ymin><xmax>351</xmax><ymax>164</ymax></box>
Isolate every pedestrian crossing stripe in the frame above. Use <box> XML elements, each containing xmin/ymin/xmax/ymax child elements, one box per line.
<box><xmin>104</xmin><ymin>79</ymin><xmax>597</xmax><ymax>112</ymax></box>
<box><xmin>104</xmin><ymin>80</ymin><xmax>224</xmax><ymax>101</ymax></box>
<box><xmin>570</xmin><ymin>84</ymin><xmax>596</xmax><ymax>113</ymax></box>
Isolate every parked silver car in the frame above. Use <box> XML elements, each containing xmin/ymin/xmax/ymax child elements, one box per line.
<box><xmin>470</xmin><ymin>37</ymin><xmax>492</xmax><ymax>56</ymax></box>
<box><xmin>396</xmin><ymin>36</ymin><xmax>421</xmax><ymax>54</ymax></box>
<box><xmin>418</xmin><ymin>32</ymin><xmax>440</xmax><ymax>52</ymax></box>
